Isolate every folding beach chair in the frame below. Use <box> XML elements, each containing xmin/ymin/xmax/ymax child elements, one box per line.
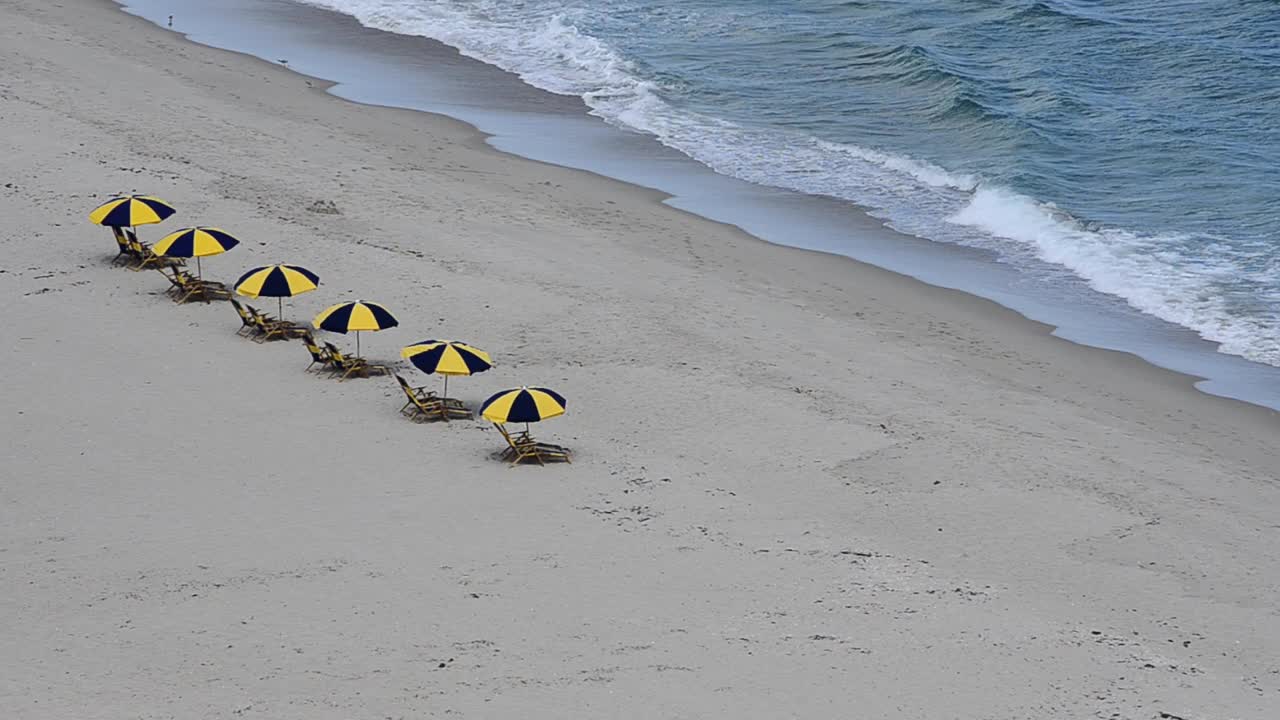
<box><xmin>164</xmin><ymin>268</ymin><xmax>229</xmax><ymax>304</ymax></box>
<box><xmin>395</xmin><ymin>374</ymin><xmax>442</xmax><ymax>421</ymax></box>
<box><xmin>326</xmin><ymin>343</ymin><xmax>390</xmax><ymax>381</ymax></box>
<box><xmin>494</xmin><ymin>424</ymin><xmax>571</xmax><ymax>466</ymax></box>
<box><xmin>300</xmin><ymin>333</ymin><xmax>334</xmax><ymax>372</ymax></box>
<box><xmin>110</xmin><ymin>227</ymin><xmax>136</xmax><ymax>266</ymax></box>
<box><xmin>229</xmin><ymin>299</ymin><xmax>260</xmax><ymax>337</ymax></box>
<box><xmin>248</xmin><ymin>307</ymin><xmax>307</xmax><ymax>343</ymax></box>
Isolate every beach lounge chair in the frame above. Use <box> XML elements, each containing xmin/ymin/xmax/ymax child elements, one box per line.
<box><xmin>246</xmin><ymin>305</ymin><xmax>307</xmax><ymax>343</ymax></box>
<box><xmin>160</xmin><ymin>268</ymin><xmax>192</xmax><ymax>300</ymax></box>
<box><xmin>110</xmin><ymin>227</ymin><xmax>136</xmax><ymax>265</ymax></box>
<box><xmin>255</xmin><ymin>316</ymin><xmax>308</xmax><ymax>342</ymax></box>
<box><xmin>326</xmin><ymin>343</ymin><xmax>390</xmax><ymax>381</ymax></box>
<box><xmin>315</xmin><ymin>342</ymin><xmax>355</xmax><ymax>377</ymax></box>
<box><xmin>300</xmin><ymin>334</ymin><xmax>335</xmax><ymax>372</ymax></box>
<box><xmin>164</xmin><ymin>268</ymin><xmax>230</xmax><ymax>304</ymax></box>
<box><xmin>494</xmin><ymin>424</ymin><xmax>572</xmax><ymax>466</ymax></box>
<box><xmin>159</xmin><ymin>267</ymin><xmax>186</xmax><ymax>299</ymax></box>
<box><xmin>241</xmin><ymin>302</ymin><xmax>275</xmax><ymax>332</ymax></box>
<box><xmin>393</xmin><ymin>375</ymin><xmax>469</xmax><ymax>421</ymax></box>
<box><xmin>124</xmin><ymin>233</ymin><xmax>151</xmax><ymax>270</ymax></box>
<box><xmin>230</xmin><ymin>299</ymin><xmax>260</xmax><ymax>337</ymax></box>
<box><xmin>395</xmin><ymin>374</ymin><xmax>442</xmax><ymax>420</ymax></box>
<box><xmin>185</xmin><ymin>274</ymin><xmax>228</xmax><ymax>303</ymax></box>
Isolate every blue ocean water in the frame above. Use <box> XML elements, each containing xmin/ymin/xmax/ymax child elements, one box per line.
<box><xmin>294</xmin><ymin>0</ymin><xmax>1280</xmax><ymax>367</ymax></box>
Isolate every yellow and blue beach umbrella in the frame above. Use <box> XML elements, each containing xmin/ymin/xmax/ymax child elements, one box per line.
<box><xmin>153</xmin><ymin>226</ymin><xmax>241</xmax><ymax>278</ymax></box>
<box><xmin>401</xmin><ymin>340</ymin><xmax>492</xmax><ymax>398</ymax></box>
<box><xmin>234</xmin><ymin>264</ymin><xmax>320</xmax><ymax>318</ymax></box>
<box><xmin>480</xmin><ymin>386</ymin><xmax>567</xmax><ymax>427</ymax></box>
<box><xmin>89</xmin><ymin>195</ymin><xmax>175</xmax><ymax>228</ymax></box>
<box><xmin>313</xmin><ymin>300</ymin><xmax>397</xmax><ymax>357</ymax></box>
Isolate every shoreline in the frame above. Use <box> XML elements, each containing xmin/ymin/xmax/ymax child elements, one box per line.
<box><xmin>5</xmin><ymin>1</ymin><xmax>1280</xmax><ymax>717</ymax></box>
<box><xmin>117</xmin><ymin>0</ymin><xmax>1280</xmax><ymax>412</ymax></box>
<box><xmin>109</xmin><ymin>0</ymin><xmax>1279</xmax><ymax>421</ymax></box>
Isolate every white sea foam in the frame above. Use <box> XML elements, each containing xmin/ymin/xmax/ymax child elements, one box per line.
<box><xmin>948</xmin><ymin>187</ymin><xmax>1280</xmax><ymax>364</ymax></box>
<box><xmin>295</xmin><ymin>0</ymin><xmax>1280</xmax><ymax>367</ymax></box>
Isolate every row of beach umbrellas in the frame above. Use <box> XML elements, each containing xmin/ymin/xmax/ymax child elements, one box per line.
<box><xmin>88</xmin><ymin>195</ymin><xmax>569</xmax><ymax>428</ymax></box>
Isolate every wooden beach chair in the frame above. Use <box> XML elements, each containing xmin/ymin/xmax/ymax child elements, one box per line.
<box><xmin>230</xmin><ymin>299</ymin><xmax>260</xmax><ymax>337</ymax></box>
<box><xmin>252</xmin><ymin>313</ymin><xmax>305</xmax><ymax>342</ymax></box>
<box><xmin>326</xmin><ymin>343</ymin><xmax>389</xmax><ymax>381</ymax></box>
<box><xmin>320</xmin><ymin>342</ymin><xmax>346</xmax><ymax>377</ymax></box>
<box><xmin>494</xmin><ymin>424</ymin><xmax>571</xmax><ymax>466</ymax></box>
<box><xmin>164</xmin><ymin>268</ymin><xmax>230</xmax><ymax>304</ymax></box>
<box><xmin>247</xmin><ymin>306</ymin><xmax>307</xmax><ymax>343</ymax></box>
<box><xmin>393</xmin><ymin>375</ymin><xmax>470</xmax><ymax>422</ymax></box>
<box><xmin>110</xmin><ymin>227</ymin><xmax>136</xmax><ymax>266</ymax></box>
<box><xmin>159</xmin><ymin>267</ymin><xmax>186</xmax><ymax>299</ymax></box>
<box><xmin>125</xmin><ymin>233</ymin><xmax>152</xmax><ymax>270</ymax></box>
<box><xmin>240</xmin><ymin>302</ymin><xmax>276</xmax><ymax>335</ymax></box>
<box><xmin>182</xmin><ymin>273</ymin><xmax>229</xmax><ymax>303</ymax></box>
<box><xmin>300</xmin><ymin>334</ymin><xmax>334</xmax><ymax>372</ymax></box>
<box><xmin>395</xmin><ymin>374</ymin><xmax>442</xmax><ymax>421</ymax></box>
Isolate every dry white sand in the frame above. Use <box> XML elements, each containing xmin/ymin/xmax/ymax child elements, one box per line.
<box><xmin>2</xmin><ymin>1</ymin><xmax>1279</xmax><ymax>717</ymax></box>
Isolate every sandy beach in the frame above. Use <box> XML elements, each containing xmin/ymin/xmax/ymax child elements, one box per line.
<box><xmin>2</xmin><ymin>1</ymin><xmax>1279</xmax><ymax>717</ymax></box>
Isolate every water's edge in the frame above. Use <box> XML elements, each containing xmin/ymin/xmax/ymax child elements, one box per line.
<box><xmin>115</xmin><ymin>0</ymin><xmax>1280</xmax><ymax>411</ymax></box>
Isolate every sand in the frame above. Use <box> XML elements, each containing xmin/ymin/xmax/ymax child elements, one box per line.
<box><xmin>2</xmin><ymin>1</ymin><xmax>1278</xmax><ymax>717</ymax></box>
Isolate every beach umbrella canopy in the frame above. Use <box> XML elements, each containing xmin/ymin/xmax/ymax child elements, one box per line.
<box><xmin>154</xmin><ymin>226</ymin><xmax>241</xmax><ymax>257</ymax></box>
<box><xmin>234</xmin><ymin>264</ymin><xmax>320</xmax><ymax>317</ymax></box>
<box><xmin>481</xmin><ymin>386</ymin><xmax>567</xmax><ymax>425</ymax></box>
<box><xmin>89</xmin><ymin>195</ymin><xmax>175</xmax><ymax>228</ymax></box>
<box><xmin>401</xmin><ymin>340</ymin><xmax>492</xmax><ymax>376</ymax></box>
<box><xmin>313</xmin><ymin>300</ymin><xmax>398</xmax><ymax>356</ymax></box>
<box><xmin>154</xmin><ymin>226</ymin><xmax>241</xmax><ymax>278</ymax></box>
<box><xmin>401</xmin><ymin>340</ymin><xmax>492</xmax><ymax>398</ymax></box>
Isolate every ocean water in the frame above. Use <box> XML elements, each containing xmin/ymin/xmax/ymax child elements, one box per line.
<box><xmin>289</xmin><ymin>0</ymin><xmax>1280</xmax><ymax>368</ymax></box>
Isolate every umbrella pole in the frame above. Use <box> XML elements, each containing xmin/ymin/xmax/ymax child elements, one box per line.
<box><xmin>356</xmin><ymin>331</ymin><xmax>361</xmax><ymax>358</ymax></box>
<box><xmin>196</xmin><ymin>256</ymin><xmax>203</xmax><ymax>280</ymax></box>
<box><xmin>278</xmin><ymin>296</ymin><xmax>283</xmax><ymax>320</ymax></box>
